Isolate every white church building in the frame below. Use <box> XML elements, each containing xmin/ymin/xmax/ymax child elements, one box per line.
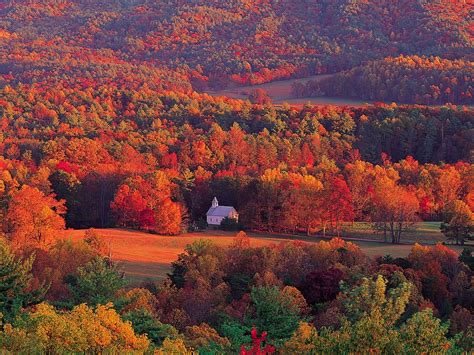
<box><xmin>206</xmin><ymin>197</ymin><xmax>239</xmax><ymax>226</ymax></box>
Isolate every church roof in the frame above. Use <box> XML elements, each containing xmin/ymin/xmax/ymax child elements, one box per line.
<box><xmin>206</xmin><ymin>206</ymin><xmax>237</xmax><ymax>217</ymax></box>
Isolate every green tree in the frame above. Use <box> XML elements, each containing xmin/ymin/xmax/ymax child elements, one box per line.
<box><xmin>285</xmin><ymin>275</ymin><xmax>457</xmax><ymax>354</ymax></box>
<box><xmin>459</xmin><ymin>248</ymin><xmax>474</xmax><ymax>271</ymax></box>
<box><xmin>0</xmin><ymin>238</ymin><xmax>45</xmax><ymax>322</ymax></box>
<box><xmin>337</xmin><ymin>275</ymin><xmax>411</xmax><ymax>352</ymax></box>
<box><xmin>342</xmin><ymin>275</ymin><xmax>411</xmax><ymax>326</ymax></box>
<box><xmin>122</xmin><ymin>309</ymin><xmax>179</xmax><ymax>346</ymax></box>
<box><xmin>219</xmin><ymin>319</ymin><xmax>250</xmax><ymax>353</ymax></box>
<box><xmin>399</xmin><ymin>309</ymin><xmax>453</xmax><ymax>353</ymax></box>
<box><xmin>66</xmin><ymin>257</ymin><xmax>126</xmax><ymax>306</ymax></box>
<box><xmin>248</xmin><ymin>286</ymin><xmax>303</xmax><ymax>346</ymax></box>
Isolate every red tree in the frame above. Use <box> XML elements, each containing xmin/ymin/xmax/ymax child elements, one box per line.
<box><xmin>241</xmin><ymin>327</ymin><xmax>275</xmax><ymax>355</ymax></box>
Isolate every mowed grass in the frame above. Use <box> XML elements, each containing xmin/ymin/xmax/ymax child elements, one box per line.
<box><xmin>342</xmin><ymin>221</ymin><xmax>445</xmax><ymax>244</ymax></box>
<box><xmin>65</xmin><ymin>229</ymin><xmax>289</xmax><ymax>284</ymax></box>
<box><xmin>64</xmin><ymin>224</ymin><xmax>461</xmax><ymax>285</ymax></box>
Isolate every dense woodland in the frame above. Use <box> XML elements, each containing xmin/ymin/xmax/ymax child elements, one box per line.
<box><xmin>294</xmin><ymin>56</ymin><xmax>473</xmax><ymax>105</ymax></box>
<box><xmin>1</xmin><ymin>0</ymin><xmax>472</xmax><ymax>89</ymax></box>
<box><xmin>0</xmin><ymin>85</ymin><xmax>472</xmax><ymax>238</ymax></box>
<box><xmin>0</xmin><ymin>0</ymin><xmax>473</xmax><ymax>353</ymax></box>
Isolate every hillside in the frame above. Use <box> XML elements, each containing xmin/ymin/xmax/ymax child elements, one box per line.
<box><xmin>0</xmin><ymin>0</ymin><xmax>472</xmax><ymax>90</ymax></box>
<box><xmin>295</xmin><ymin>55</ymin><xmax>474</xmax><ymax>105</ymax></box>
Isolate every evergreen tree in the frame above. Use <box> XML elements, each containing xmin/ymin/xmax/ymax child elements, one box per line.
<box><xmin>0</xmin><ymin>238</ymin><xmax>45</xmax><ymax>322</ymax></box>
<box><xmin>66</xmin><ymin>257</ymin><xmax>126</xmax><ymax>306</ymax></box>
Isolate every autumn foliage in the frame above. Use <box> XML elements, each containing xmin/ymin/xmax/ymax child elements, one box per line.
<box><xmin>0</xmin><ymin>227</ymin><xmax>472</xmax><ymax>353</ymax></box>
<box><xmin>1</xmin><ymin>0</ymin><xmax>471</xmax><ymax>89</ymax></box>
<box><xmin>0</xmin><ymin>1</ymin><xmax>472</xmax><ymax>352</ymax></box>
<box><xmin>5</xmin><ymin>186</ymin><xmax>66</xmax><ymax>249</ymax></box>
<box><xmin>297</xmin><ymin>55</ymin><xmax>473</xmax><ymax>105</ymax></box>
<box><xmin>110</xmin><ymin>174</ymin><xmax>184</xmax><ymax>235</ymax></box>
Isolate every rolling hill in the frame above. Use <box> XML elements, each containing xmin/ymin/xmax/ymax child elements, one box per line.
<box><xmin>0</xmin><ymin>0</ymin><xmax>472</xmax><ymax>90</ymax></box>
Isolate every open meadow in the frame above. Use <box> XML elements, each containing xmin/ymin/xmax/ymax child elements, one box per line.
<box><xmin>342</xmin><ymin>221</ymin><xmax>446</xmax><ymax>243</ymax></box>
<box><xmin>205</xmin><ymin>74</ymin><xmax>372</xmax><ymax>107</ymax></box>
<box><xmin>65</xmin><ymin>224</ymin><xmax>463</xmax><ymax>284</ymax></box>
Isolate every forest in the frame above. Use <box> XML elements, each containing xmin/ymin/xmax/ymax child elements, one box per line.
<box><xmin>0</xmin><ymin>85</ymin><xmax>472</xmax><ymax>236</ymax></box>
<box><xmin>294</xmin><ymin>56</ymin><xmax>473</xmax><ymax>105</ymax></box>
<box><xmin>0</xmin><ymin>83</ymin><xmax>472</xmax><ymax>352</ymax></box>
<box><xmin>0</xmin><ymin>0</ymin><xmax>473</xmax><ymax>353</ymax></box>
<box><xmin>1</xmin><ymin>0</ymin><xmax>472</xmax><ymax>89</ymax></box>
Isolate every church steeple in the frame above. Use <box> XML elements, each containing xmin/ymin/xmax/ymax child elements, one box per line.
<box><xmin>212</xmin><ymin>197</ymin><xmax>218</xmax><ymax>208</ymax></box>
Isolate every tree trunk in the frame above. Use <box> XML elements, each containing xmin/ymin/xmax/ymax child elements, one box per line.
<box><xmin>390</xmin><ymin>222</ymin><xmax>396</xmax><ymax>244</ymax></box>
<box><xmin>396</xmin><ymin>225</ymin><xmax>402</xmax><ymax>244</ymax></box>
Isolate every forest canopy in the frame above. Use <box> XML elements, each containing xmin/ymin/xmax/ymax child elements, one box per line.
<box><xmin>295</xmin><ymin>56</ymin><xmax>473</xmax><ymax>105</ymax></box>
<box><xmin>0</xmin><ymin>0</ymin><xmax>472</xmax><ymax>89</ymax></box>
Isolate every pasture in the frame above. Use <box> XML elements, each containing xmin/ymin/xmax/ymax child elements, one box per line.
<box><xmin>205</xmin><ymin>74</ymin><xmax>371</xmax><ymax>107</ymax></box>
<box><xmin>65</xmin><ymin>224</ymin><xmax>461</xmax><ymax>284</ymax></box>
<box><xmin>342</xmin><ymin>221</ymin><xmax>445</xmax><ymax>243</ymax></box>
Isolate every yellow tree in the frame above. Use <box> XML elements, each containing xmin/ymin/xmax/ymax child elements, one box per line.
<box><xmin>285</xmin><ymin>174</ymin><xmax>323</xmax><ymax>235</ymax></box>
<box><xmin>155</xmin><ymin>338</ymin><xmax>192</xmax><ymax>355</ymax></box>
<box><xmin>0</xmin><ymin>303</ymin><xmax>150</xmax><ymax>353</ymax></box>
<box><xmin>282</xmin><ymin>322</ymin><xmax>318</xmax><ymax>353</ymax></box>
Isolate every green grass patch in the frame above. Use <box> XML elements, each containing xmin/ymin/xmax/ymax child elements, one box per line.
<box><xmin>342</xmin><ymin>221</ymin><xmax>444</xmax><ymax>243</ymax></box>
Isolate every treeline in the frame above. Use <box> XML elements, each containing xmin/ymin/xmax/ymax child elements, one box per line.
<box><xmin>1</xmin><ymin>0</ymin><xmax>472</xmax><ymax>89</ymax></box>
<box><xmin>0</xmin><ymin>85</ymin><xmax>472</xmax><ymax>241</ymax></box>
<box><xmin>224</xmin><ymin>161</ymin><xmax>472</xmax><ymax>241</ymax></box>
<box><xmin>0</xmin><ymin>231</ymin><xmax>473</xmax><ymax>352</ymax></box>
<box><xmin>293</xmin><ymin>56</ymin><xmax>474</xmax><ymax>105</ymax></box>
<box><xmin>0</xmin><ymin>153</ymin><xmax>472</xmax><ymax>245</ymax></box>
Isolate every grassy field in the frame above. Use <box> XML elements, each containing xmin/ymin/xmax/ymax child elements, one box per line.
<box><xmin>205</xmin><ymin>75</ymin><xmax>469</xmax><ymax>108</ymax></box>
<box><xmin>205</xmin><ymin>74</ymin><xmax>371</xmax><ymax>107</ymax></box>
<box><xmin>342</xmin><ymin>221</ymin><xmax>445</xmax><ymax>243</ymax></box>
<box><xmin>65</xmin><ymin>224</ymin><xmax>461</xmax><ymax>285</ymax></box>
